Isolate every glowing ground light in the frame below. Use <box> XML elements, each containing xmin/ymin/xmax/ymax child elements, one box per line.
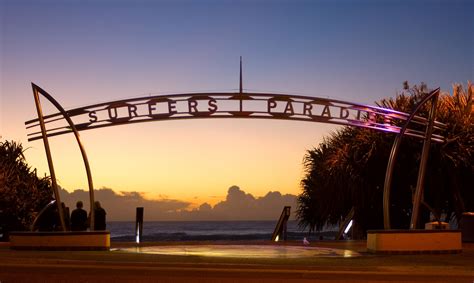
<box><xmin>117</xmin><ymin>245</ymin><xmax>360</xmax><ymax>258</ymax></box>
<box><xmin>344</xmin><ymin>220</ymin><xmax>353</xmax><ymax>234</ymax></box>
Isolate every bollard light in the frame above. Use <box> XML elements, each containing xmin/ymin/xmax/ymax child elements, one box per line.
<box><xmin>135</xmin><ymin>207</ymin><xmax>144</xmax><ymax>244</ymax></box>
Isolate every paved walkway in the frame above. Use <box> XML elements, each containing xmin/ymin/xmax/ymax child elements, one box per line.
<box><xmin>0</xmin><ymin>241</ymin><xmax>473</xmax><ymax>282</ymax></box>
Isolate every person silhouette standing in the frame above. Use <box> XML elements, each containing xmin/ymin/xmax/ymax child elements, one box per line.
<box><xmin>93</xmin><ymin>201</ymin><xmax>107</xmax><ymax>231</ymax></box>
<box><xmin>70</xmin><ymin>201</ymin><xmax>87</xmax><ymax>231</ymax></box>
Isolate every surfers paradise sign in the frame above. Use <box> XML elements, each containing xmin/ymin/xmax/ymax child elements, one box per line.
<box><xmin>24</xmin><ymin>60</ymin><xmax>446</xmax><ymax>231</ymax></box>
<box><xmin>26</xmin><ymin>90</ymin><xmax>446</xmax><ymax>142</ymax></box>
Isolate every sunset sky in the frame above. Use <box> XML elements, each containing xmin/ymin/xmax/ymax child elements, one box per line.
<box><xmin>1</xmin><ymin>0</ymin><xmax>472</xmax><ymax>213</ymax></box>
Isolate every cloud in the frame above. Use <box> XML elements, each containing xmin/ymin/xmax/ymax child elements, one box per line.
<box><xmin>59</xmin><ymin>187</ymin><xmax>191</xmax><ymax>221</ymax></box>
<box><xmin>173</xmin><ymin>186</ymin><xmax>297</xmax><ymax>221</ymax></box>
<box><xmin>59</xmin><ymin>186</ymin><xmax>297</xmax><ymax>221</ymax></box>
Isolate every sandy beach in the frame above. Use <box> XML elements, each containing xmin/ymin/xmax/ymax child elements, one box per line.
<box><xmin>1</xmin><ymin>241</ymin><xmax>473</xmax><ymax>282</ymax></box>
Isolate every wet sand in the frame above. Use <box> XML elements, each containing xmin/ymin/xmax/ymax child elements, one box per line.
<box><xmin>0</xmin><ymin>241</ymin><xmax>473</xmax><ymax>282</ymax></box>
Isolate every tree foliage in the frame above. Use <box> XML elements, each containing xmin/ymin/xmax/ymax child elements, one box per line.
<box><xmin>297</xmin><ymin>82</ymin><xmax>474</xmax><ymax>237</ymax></box>
<box><xmin>0</xmin><ymin>140</ymin><xmax>53</xmax><ymax>239</ymax></box>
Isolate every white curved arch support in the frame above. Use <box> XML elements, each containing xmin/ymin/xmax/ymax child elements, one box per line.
<box><xmin>382</xmin><ymin>88</ymin><xmax>441</xmax><ymax>229</ymax></box>
<box><xmin>31</xmin><ymin>83</ymin><xmax>95</xmax><ymax>231</ymax></box>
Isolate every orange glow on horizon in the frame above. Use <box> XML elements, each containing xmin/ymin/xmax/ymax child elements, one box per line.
<box><xmin>22</xmin><ymin>119</ymin><xmax>338</xmax><ymax>206</ymax></box>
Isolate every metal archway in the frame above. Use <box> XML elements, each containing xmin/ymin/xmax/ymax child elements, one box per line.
<box><xmin>31</xmin><ymin>83</ymin><xmax>95</xmax><ymax>231</ymax></box>
<box><xmin>383</xmin><ymin>88</ymin><xmax>440</xmax><ymax>229</ymax></box>
<box><xmin>27</xmin><ymin>84</ymin><xmax>446</xmax><ymax>231</ymax></box>
<box><xmin>26</xmin><ymin>88</ymin><xmax>446</xmax><ymax>142</ymax></box>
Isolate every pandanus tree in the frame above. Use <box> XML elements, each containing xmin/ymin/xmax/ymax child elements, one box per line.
<box><xmin>297</xmin><ymin>82</ymin><xmax>473</xmax><ymax>238</ymax></box>
<box><xmin>0</xmin><ymin>140</ymin><xmax>53</xmax><ymax>240</ymax></box>
<box><xmin>427</xmin><ymin>83</ymin><xmax>474</xmax><ymax>222</ymax></box>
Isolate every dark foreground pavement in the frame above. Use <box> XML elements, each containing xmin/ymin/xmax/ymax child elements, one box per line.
<box><xmin>0</xmin><ymin>241</ymin><xmax>473</xmax><ymax>282</ymax></box>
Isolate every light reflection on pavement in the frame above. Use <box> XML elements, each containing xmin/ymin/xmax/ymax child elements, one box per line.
<box><xmin>117</xmin><ymin>245</ymin><xmax>360</xmax><ymax>258</ymax></box>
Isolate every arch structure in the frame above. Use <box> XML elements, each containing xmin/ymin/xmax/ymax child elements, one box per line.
<box><xmin>26</xmin><ymin>83</ymin><xmax>446</xmax><ymax>230</ymax></box>
<box><xmin>26</xmin><ymin>87</ymin><xmax>446</xmax><ymax>142</ymax></box>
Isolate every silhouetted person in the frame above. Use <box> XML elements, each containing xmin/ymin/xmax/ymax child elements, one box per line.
<box><xmin>92</xmin><ymin>201</ymin><xmax>107</xmax><ymax>231</ymax></box>
<box><xmin>70</xmin><ymin>201</ymin><xmax>88</xmax><ymax>231</ymax></box>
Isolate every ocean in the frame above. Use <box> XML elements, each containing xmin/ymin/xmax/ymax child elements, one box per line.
<box><xmin>108</xmin><ymin>221</ymin><xmax>337</xmax><ymax>242</ymax></box>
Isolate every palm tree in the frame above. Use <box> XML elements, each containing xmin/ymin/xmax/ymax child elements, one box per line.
<box><xmin>429</xmin><ymin>82</ymin><xmax>473</xmax><ymax>221</ymax></box>
<box><xmin>0</xmin><ymin>140</ymin><xmax>53</xmax><ymax>240</ymax></box>
<box><xmin>297</xmin><ymin>82</ymin><xmax>473</xmax><ymax>238</ymax></box>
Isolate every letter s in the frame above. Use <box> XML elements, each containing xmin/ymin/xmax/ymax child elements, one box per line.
<box><xmin>88</xmin><ymin>111</ymin><xmax>98</xmax><ymax>123</ymax></box>
<box><xmin>208</xmin><ymin>99</ymin><xmax>218</xmax><ymax>113</ymax></box>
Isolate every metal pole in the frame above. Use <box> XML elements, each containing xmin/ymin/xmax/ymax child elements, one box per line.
<box><xmin>32</xmin><ymin>86</ymin><xmax>67</xmax><ymax>231</ymax></box>
<box><xmin>239</xmin><ymin>56</ymin><xmax>243</xmax><ymax>112</ymax></box>
<box><xmin>382</xmin><ymin>135</ymin><xmax>402</xmax><ymax>230</ymax></box>
<box><xmin>410</xmin><ymin>93</ymin><xmax>439</xmax><ymax>229</ymax></box>
<box><xmin>239</xmin><ymin>56</ymin><xmax>243</xmax><ymax>94</ymax></box>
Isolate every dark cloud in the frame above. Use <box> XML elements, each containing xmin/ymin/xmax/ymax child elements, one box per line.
<box><xmin>60</xmin><ymin>186</ymin><xmax>297</xmax><ymax>221</ymax></box>
<box><xmin>60</xmin><ymin>187</ymin><xmax>191</xmax><ymax>221</ymax></box>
